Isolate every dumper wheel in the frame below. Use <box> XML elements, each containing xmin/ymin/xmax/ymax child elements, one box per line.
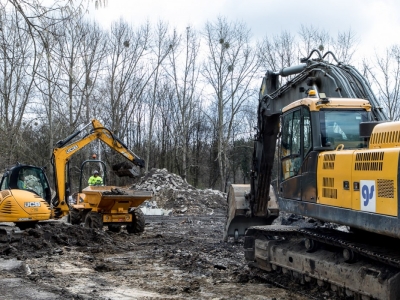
<box><xmin>84</xmin><ymin>212</ymin><xmax>103</xmax><ymax>229</ymax></box>
<box><xmin>126</xmin><ymin>208</ymin><xmax>145</xmax><ymax>234</ymax></box>
<box><xmin>69</xmin><ymin>208</ymin><xmax>81</xmax><ymax>225</ymax></box>
<box><xmin>108</xmin><ymin>224</ymin><xmax>121</xmax><ymax>233</ymax></box>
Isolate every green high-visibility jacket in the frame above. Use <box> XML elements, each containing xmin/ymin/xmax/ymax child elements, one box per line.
<box><xmin>88</xmin><ymin>175</ymin><xmax>103</xmax><ymax>186</ymax></box>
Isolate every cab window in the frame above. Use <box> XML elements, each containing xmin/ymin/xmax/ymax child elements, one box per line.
<box><xmin>0</xmin><ymin>174</ymin><xmax>9</xmax><ymax>190</ymax></box>
<box><xmin>320</xmin><ymin>110</ymin><xmax>368</xmax><ymax>149</ymax></box>
<box><xmin>280</xmin><ymin>107</ymin><xmax>311</xmax><ymax>180</ymax></box>
<box><xmin>23</xmin><ymin>169</ymin><xmax>45</xmax><ymax>198</ymax></box>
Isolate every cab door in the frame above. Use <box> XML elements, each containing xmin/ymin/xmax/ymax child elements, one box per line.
<box><xmin>280</xmin><ymin>107</ymin><xmax>312</xmax><ymax>200</ymax></box>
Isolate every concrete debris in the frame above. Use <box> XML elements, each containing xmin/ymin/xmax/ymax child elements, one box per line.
<box><xmin>131</xmin><ymin>168</ymin><xmax>227</xmax><ymax>215</ymax></box>
<box><xmin>140</xmin><ymin>207</ymin><xmax>172</xmax><ymax>216</ymax></box>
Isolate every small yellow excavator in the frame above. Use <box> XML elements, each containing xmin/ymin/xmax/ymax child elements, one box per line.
<box><xmin>0</xmin><ymin>119</ymin><xmax>152</xmax><ymax>233</ymax></box>
<box><xmin>0</xmin><ymin>164</ymin><xmax>52</xmax><ymax>230</ymax></box>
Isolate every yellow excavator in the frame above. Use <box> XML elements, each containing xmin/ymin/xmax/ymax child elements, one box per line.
<box><xmin>224</xmin><ymin>50</ymin><xmax>400</xmax><ymax>299</ymax></box>
<box><xmin>0</xmin><ymin>119</ymin><xmax>152</xmax><ymax>233</ymax></box>
<box><xmin>0</xmin><ymin>164</ymin><xmax>52</xmax><ymax>230</ymax></box>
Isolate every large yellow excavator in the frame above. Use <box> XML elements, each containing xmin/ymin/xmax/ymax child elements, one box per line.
<box><xmin>0</xmin><ymin>119</ymin><xmax>152</xmax><ymax>233</ymax></box>
<box><xmin>224</xmin><ymin>50</ymin><xmax>400</xmax><ymax>299</ymax></box>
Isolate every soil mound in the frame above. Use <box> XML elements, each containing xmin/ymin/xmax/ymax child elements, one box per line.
<box><xmin>0</xmin><ymin>223</ymin><xmax>117</xmax><ymax>260</ymax></box>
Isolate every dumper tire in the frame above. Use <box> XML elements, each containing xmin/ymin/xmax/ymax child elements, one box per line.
<box><xmin>126</xmin><ymin>208</ymin><xmax>145</xmax><ymax>234</ymax></box>
<box><xmin>107</xmin><ymin>224</ymin><xmax>121</xmax><ymax>233</ymax></box>
<box><xmin>69</xmin><ymin>208</ymin><xmax>81</xmax><ymax>225</ymax></box>
<box><xmin>84</xmin><ymin>212</ymin><xmax>103</xmax><ymax>229</ymax></box>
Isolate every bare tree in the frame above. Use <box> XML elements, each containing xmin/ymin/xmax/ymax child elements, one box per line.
<box><xmin>202</xmin><ymin>17</ymin><xmax>260</xmax><ymax>191</ymax></box>
<box><xmin>332</xmin><ymin>29</ymin><xmax>358</xmax><ymax>63</ymax></box>
<box><xmin>101</xmin><ymin>20</ymin><xmax>150</xmax><ymax>134</ymax></box>
<box><xmin>165</xmin><ymin>25</ymin><xmax>201</xmax><ymax>180</ymax></box>
<box><xmin>77</xmin><ymin>20</ymin><xmax>107</xmax><ymax>124</ymax></box>
<box><xmin>33</xmin><ymin>21</ymin><xmax>63</xmax><ymax>169</ymax></box>
<box><xmin>364</xmin><ymin>45</ymin><xmax>400</xmax><ymax>121</ymax></box>
<box><xmin>56</xmin><ymin>13</ymin><xmax>89</xmax><ymax>129</ymax></box>
<box><xmin>298</xmin><ymin>25</ymin><xmax>330</xmax><ymax>59</ymax></box>
<box><xmin>298</xmin><ymin>25</ymin><xmax>358</xmax><ymax>63</ymax></box>
<box><xmin>259</xmin><ymin>30</ymin><xmax>297</xmax><ymax>73</ymax></box>
<box><xmin>143</xmin><ymin>21</ymin><xmax>174</xmax><ymax>172</ymax></box>
<box><xmin>0</xmin><ymin>7</ymin><xmax>38</xmax><ymax>165</ymax></box>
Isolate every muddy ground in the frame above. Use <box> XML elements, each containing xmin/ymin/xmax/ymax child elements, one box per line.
<box><xmin>0</xmin><ymin>169</ymin><xmax>342</xmax><ymax>299</ymax></box>
<box><xmin>0</xmin><ymin>215</ymin><xmax>345</xmax><ymax>300</ymax></box>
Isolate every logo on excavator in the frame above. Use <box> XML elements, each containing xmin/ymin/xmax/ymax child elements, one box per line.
<box><xmin>66</xmin><ymin>145</ymin><xmax>79</xmax><ymax>154</ymax></box>
<box><xmin>360</xmin><ymin>180</ymin><xmax>376</xmax><ymax>212</ymax></box>
<box><xmin>24</xmin><ymin>202</ymin><xmax>41</xmax><ymax>208</ymax></box>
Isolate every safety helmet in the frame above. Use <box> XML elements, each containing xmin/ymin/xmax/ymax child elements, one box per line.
<box><xmin>93</xmin><ymin>170</ymin><xmax>99</xmax><ymax>175</ymax></box>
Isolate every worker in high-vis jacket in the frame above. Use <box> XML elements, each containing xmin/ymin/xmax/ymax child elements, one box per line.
<box><xmin>88</xmin><ymin>170</ymin><xmax>103</xmax><ymax>186</ymax></box>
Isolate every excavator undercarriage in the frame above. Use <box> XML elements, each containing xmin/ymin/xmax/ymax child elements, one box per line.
<box><xmin>245</xmin><ymin>225</ymin><xmax>400</xmax><ymax>299</ymax></box>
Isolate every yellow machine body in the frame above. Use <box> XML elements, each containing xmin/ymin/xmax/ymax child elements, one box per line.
<box><xmin>0</xmin><ymin>189</ymin><xmax>51</xmax><ymax>222</ymax></box>
<box><xmin>73</xmin><ymin>186</ymin><xmax>153</xmax><ymax>223</ymax></box>
<box><xmin>318</xmin><ymin>148</ymin><xmax>398</xmax><ymax>216</ymax></box>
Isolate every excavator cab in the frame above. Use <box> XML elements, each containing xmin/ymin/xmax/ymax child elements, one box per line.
<box><xmin>1</xmin><ymin>165</ymin><xmax>52</xmax><ymax>204</ymax></box>
<box><xmin>279</xmin><ymin>100</ymin><xmax>372</xmax><ymax>202</ymax></box>
<box><xmin>0</xmin><ymin>164</ymin><xmax>51</xmax><ymax>229</ymax></box>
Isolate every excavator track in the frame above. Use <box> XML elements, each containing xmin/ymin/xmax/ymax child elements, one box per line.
<box><xmin>244</xmin><ymin>225</ymin><xmax>400</xmax><ymax>300</ymax></box>
<box><xmin>247</xmin><ymin>225</ymin><xmax>400</xmax><ymax>269</ymax></box>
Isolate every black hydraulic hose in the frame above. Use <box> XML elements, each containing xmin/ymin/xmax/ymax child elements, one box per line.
<box><xmin>55</xmin><ymin>122</ymin><xmax>92</xmax><ymax>148</ymax></box>
<box><xmin>114</xmin><ymin>135</ymin><xmax>145</xmax><ymax>168</ymax></box>
<box><xmin>346</xmin><ymin>66</ymin><xmax>387</xmax><ymax>121</ymax></box>
<box><xmin>300</xmin><ymin>49</ymin><xmax>323</xmax><ymax>62</ymax></box>
<box><xmin>322</xmin><ymin>51</ymin><xmax>340</xmax><ymax>64</ymax></box>
<box><xmin>330</xmin><ymin>66</ymin><xmax>357</xmax><ymax>98</ymax></box>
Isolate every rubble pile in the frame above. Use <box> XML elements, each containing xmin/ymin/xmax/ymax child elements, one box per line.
<box><xmin>130</xmin><ymin>168</ymin><xmax>227</xmax><ymax>215</ymax></box>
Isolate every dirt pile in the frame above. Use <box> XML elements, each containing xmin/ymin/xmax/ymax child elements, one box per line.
<box><xmin>131</xmin><ymin>168</ymin><xmax>227</xmax><ymax>215</ymax></box>
<box><xmin>0</xmin><ymin>222</ymin><xmax>118</xmax><ymax>260</ymax></box>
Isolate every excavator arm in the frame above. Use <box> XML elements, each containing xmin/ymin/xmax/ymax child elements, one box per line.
<box><xmin>51</xmin><ymin>119</ymin><xmax>144</xmax><ymax>218</ymax></box>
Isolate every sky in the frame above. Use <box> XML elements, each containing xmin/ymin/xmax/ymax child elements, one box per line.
<box><xmin>89</xmin><ymin>0</ymin><xmax>400</xmax><ymax>63</ymax></box>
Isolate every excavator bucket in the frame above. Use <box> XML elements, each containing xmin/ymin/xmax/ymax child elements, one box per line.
<box><xmin>112</xmin><ymin>162</ymin><xmax>140</xmax><ymax>178</ymax></box>
<box><xmin>223</xmin><ymin>184</ymin><xmax>279</xmax><ymax>242</ymax></box>
<box><xmin>0</xmin><ymin>227</ymin><xmax>22</xmax><ymax>243</ymax></box>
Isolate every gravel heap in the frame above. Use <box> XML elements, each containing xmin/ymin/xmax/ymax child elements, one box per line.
<box><xmin>130</xmin><ymin>168</ymin><xmax>227</xmax><ymax>215</ymax></box>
